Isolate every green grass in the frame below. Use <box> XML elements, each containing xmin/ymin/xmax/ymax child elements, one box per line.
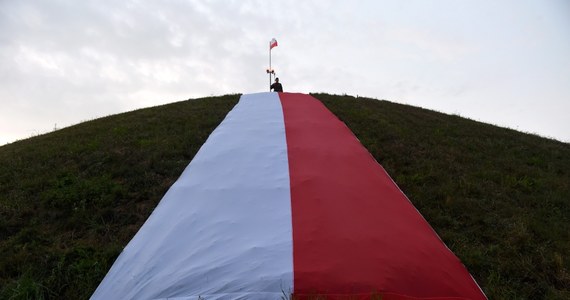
<box><xmin>0</xmin><ymin>95</ymin><xmax>240</xmax><ymax>299</ymax></box>
<box><xmin>1</xmin><ymin>93</ymin><xmax>569</xmax><ymax>299</ymax></box>
<box><xmin>313</xmin><ymin>93</ymin><xmax>570</xmax><ymax>299</ymax></box>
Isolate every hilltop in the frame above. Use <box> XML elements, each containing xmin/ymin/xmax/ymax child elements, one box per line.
<box><xmin>1</xmin><ymin>93</ymin><xmax>568</xmax><ymax>299</ymax></box>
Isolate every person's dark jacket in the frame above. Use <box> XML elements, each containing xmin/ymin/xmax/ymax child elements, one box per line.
<box><xmin>270</xmin><ymin>82</ymin><xmax>283</xmax><ymax>92</ymax></box>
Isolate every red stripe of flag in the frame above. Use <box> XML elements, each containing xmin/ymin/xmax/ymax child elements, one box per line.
<box><xmin>279</xmin><ymin>93</ymin><xmax>486</xmax><ymax>300</ymax></box>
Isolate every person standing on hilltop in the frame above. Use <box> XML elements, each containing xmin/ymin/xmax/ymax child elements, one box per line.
<box><xmin>270</xmin><ymin>77</ymin><xmax>283</xmax><ymax>92</ymax></box>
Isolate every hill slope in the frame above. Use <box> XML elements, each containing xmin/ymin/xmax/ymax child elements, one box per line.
<box><xmin>315</xmin><ymin>94</ymin><xmax>569</xmax><ymax>299</ymax></box>
<box><xmin>1</xmin><ymin>93</ymin><xmax>569</xmax><ymax>299</ymax></box>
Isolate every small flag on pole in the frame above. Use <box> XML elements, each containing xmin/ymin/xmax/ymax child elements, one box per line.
<box><xmin>270</xmin><ymin>38</ymin><xmax>278</xmax><ymax>50</ymax></box>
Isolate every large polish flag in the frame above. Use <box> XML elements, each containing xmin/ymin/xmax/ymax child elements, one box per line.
<box><xmin>92</xmin><ymin>93</ymin><xmax>487</xmax><ymax>300</ymax></box>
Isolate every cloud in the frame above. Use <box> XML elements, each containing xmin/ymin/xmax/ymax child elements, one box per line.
<box><xmin>0</xmin><ymin>0</ymin><xmax>569</xmax><ymax>145</ymax></box>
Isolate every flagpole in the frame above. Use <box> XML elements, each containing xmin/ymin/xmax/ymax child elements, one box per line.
<box><xmin>267</xmin><ymin>39</ymin><xmax>277</xmax><ymax>91</ymax></box>
<box><xmin>269</xmin><ymin>41</ymin><xmax>272</xmax><ymax>91</ymax></box>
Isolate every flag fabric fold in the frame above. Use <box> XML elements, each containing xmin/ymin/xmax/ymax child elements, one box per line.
<box><xmin>270</xmin><ymin>38</ymin><xmax>278</xmax><ymax>49</ymax></box>
<box><xmin>92</xmin><ymin>92</ymin><xmax>487</xmax><ymax>300</ymax></box>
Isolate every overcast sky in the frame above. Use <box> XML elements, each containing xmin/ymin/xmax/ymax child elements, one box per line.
<box><xmin>1</xmin><ymin>0</ymin><xmax>569</xmax><ymax>145</ymax></box>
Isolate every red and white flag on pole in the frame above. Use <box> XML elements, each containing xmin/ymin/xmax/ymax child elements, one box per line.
<box><xmin>270</xmin><ymin>38</ymin><xmax>278</xmax><ymax>50</ymax></box>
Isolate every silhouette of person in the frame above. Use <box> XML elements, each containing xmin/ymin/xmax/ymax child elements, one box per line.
<box><xmin>270</xmin><ymin>77</ymin><xmax>283</xmax><ymax>92</ymax></box>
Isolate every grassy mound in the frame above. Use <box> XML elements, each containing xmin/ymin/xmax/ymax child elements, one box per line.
<box><xmin>314</xmin><ymin>93</ymin><xmax>569</xmax><ymax>299</ymax></box>
<box><xmin>0</xmin><ymin>95</ymin><xmax>240</xmax><ymax>299</ymax></box>
<box><xmin>1</xmin><ymin>93</ymin><xmax>568</xmax><ymax>299</ymax></box>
